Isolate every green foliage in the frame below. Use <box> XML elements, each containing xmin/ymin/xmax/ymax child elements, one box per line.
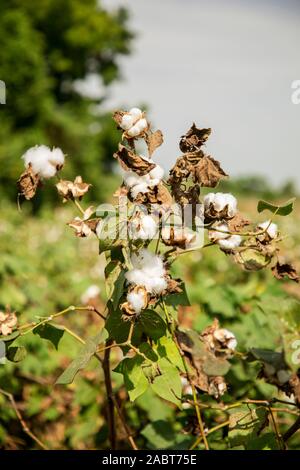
<box><xmin>257</xmin><ymin>198</ymin><xmax>295</xmax><ymax>216</ymax></box>
<box><xmin>56</xmin><ymin>329</ymin><xmax>108</xmax><ymax>384</ymax></box>
<box><xmin>0</xmin><ymin>0</ymin><xmax>133</xmax><ymax>203</ymax></box>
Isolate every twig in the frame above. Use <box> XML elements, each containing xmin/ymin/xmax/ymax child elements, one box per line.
<box><xmin>112</xmin><ymin>396</ymin><xmax>138</xmax><ymax>450</ymax></box>
<box><xmin>283</xmin><ymin>415</ymin><xmax>300</xmax><ymax>442</ymax></box>
<box><xmin>0</xmin><ymin>388</ymin><xmax>49</xmax><ymax>450</ymax></box>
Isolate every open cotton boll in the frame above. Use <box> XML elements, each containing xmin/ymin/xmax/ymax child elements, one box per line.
<box><xmin>129</xmin><ymin>214</ymin><xmax>158</xmax><ymax>240</ymax></box>
<box><xmin>213</xmin><ymin>328</ymin><xmax>237</xmax><ymax>350</ymax></box>
<box><xmin>127</xmin><ymin>122</ymin><xmax>142</xmax><ymax>137</ymax></box>
<box><xmin>137</xmin><ymin>118</ymin><xmax>148</xmax><ymax>132</ymax></box>
<box><xmin>208</xmin><ymin>223</ymin><xmax>230</xmax><ymax>241</ymax></box>
<box><xmin>126</xmin><ymin>249</ymin><xmax>167</xmax><ymax>294</ymax></box>
<box><xmin>130</xmin><ymin>182</ymin><xmax>150</xmax><ymax>198</ymax></box>
<box><xmin>22</xmin><ymin>145</ymin><xmax>64</xmax><ymax>179</ymax></box>
<box><xmin>149</xmin><ymin>164</ymin><xmax>164</xmax><ymax>181</ymax></box>
<box><xmin>204</xmin><ymin>192</ymin><xmax>237</xmax><ymax>217</ymax></box>
<box><xmin>218</xmin><ymin>234</ymin><xmax>241</xmax><ymax>251</ymax></box>
<box><xmin>258</xmin><ymin>220</ymin><xmax>278</xmax><ymax>239</ymax></box>
<box><xmin>127</xmin><ymin>290</ymin><xmax>146</xmax><ymax>314</ymax></box>
<box><xmin>120</xmin><ymin>114</ymin><xmax>134</xmax><ymax>130</ymax></box>
<box><xmin>49</xmin><ymin>147</ymin><xmax>65</xmax><ymax>167</ymax></box>
<box><xmin>129</xmin><ymin>107</ymin><xmax>143</xmax><ymax>120</ymax></box>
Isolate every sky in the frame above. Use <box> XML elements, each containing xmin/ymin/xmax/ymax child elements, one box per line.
<box><xmin>100</xmin><ymin>0</ymin><xmax>300</xmax><ymax>188</ymax></box>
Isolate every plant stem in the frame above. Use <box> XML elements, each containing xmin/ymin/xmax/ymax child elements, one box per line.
<box><xmin>111</xmin><ymin>396</ymin><xmax>138</xmax><ymax>450</ymax></box>
<box><xmin>283</xmin><ymin>415</ymin><xmax>300</xmax><ymax>443</ymax></box>
<box><xmin>102</xmin><ymin>339</ymin><xmax>116</xmax><ymax>450</ymax></box>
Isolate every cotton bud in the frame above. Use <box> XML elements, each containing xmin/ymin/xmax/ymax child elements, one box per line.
<box><xmin>0</xmin><ymin>309</ymin><xmax>17</xmax><ymax>336</ymax></box>
<box><xmin>129</xmin><ymin>213</ymin><xmax>158</xmax><ymax>240</ymax></box>
<box><xmin>22</xmin><ymin>145</ymin><xmax>65</xmax><ymax>179</ymax></box>
<box><xmin>213</xmin><ymin>328</ymin><xmax>237</xmax><ymax>350</ymax></box>
<box><xmin>257</xmin><ymin>220</ymin><xmax>278</xmax><ymax>242</ymax></box>
<box><xmin>122</xmin><ymin>163</ymin><xmax>164</xmax><ymax>199</ymax></box>
<box><xmin>204</xmin><ymin>192</ymin><xmax>237</xmax><ymax>219</ymax></box>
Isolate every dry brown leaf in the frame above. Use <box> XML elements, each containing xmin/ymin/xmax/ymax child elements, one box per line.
<box><xmin>272</xmin><ymin>261</ymin><xmax>299</xmax><ymax>283</ymax></box>
<box><xmin>193</xmin><ymin>155</ymin><xmax>228</xmax><ymax>187</ymax></box>
<box><xmin>228</xmin><ymin>213</ymin><xmax>250</xmax><ymax>232</ymax></box>
<box><xmin>112</xmin><ymin>110</ymin><xmax>125</xmax><ymax>127</ymax></box>
<box><xmin>146</xmin><ymin>129</ymin><xmax>164</xmax><ymax>156</ymax></box>
<box><xmin>17</xmin><ymin>164</ymin><xmax>40</xmax><ymax>200</ymax></box>
<box><xmin>179</xmin><ymin>123</ymin><xmax>211</xmax><ymax>153</ymax></box>
<box><xmin>114</xmin><ymin>144</ymin><xmax>155</xmax><ymax>176</ymax></box>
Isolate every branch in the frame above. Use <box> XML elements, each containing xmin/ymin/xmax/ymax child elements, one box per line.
<box><xmin>0</xmin><ymin>388</ymin><xmax>49</xmax><ymax>450</ymax></box>
<box><xmin>283</xmin><ymin>415</ymin><xmax>300</xmax><ymax>443</ymax></box>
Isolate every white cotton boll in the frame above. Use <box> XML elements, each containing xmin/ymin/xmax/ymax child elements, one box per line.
<box><xmin>137</xmin><ymin>118</ymin><xmax>148</xmax><ymax>132</ymax></box>
<box><xmin>218</xmin><ymin>234</ymin><xmax>241</xmax><ymax>251</ymax></box>
<box><xmin>129</xmin><ymin>214</ymin><xmax>158</xmax><ymax>240</ymax></box>
<box><xmin>258</xmin><ymin>220</ymin><xmax>278</xmax><ymax>239</ymax></box>
<box><xmin>140</xmin><ymin>215</ymin><xmax>158</xmax><ymax>239</ymax></box>
<box><xmin>149</xmin><ymin>164</ymin><xmax>164</xmax><ymax>181</ymax></box>
<box><xmin>127</xmin><ymin>122</ymin><xmax>141</xmax><ymax>137</ymax></box>
<box><xmin>22</xmin><ymin>145</ymin><xmax>64</xmax><ymax>179</ymax></box>
<box><xmin>214</xmin><ymin>328</ymin><xmax>237</xmax><ymax>350</ymax></box>
<box><xmin>208</xmin><ymin>223</ymin><xmax>229</xmax><ymax>241</ymax></box>
<box><xmin>204</xmin><ymin>192</ymin><xmax>237</xmax><ymax>217</ymax></box>
<box><xmin>148</xmin><ymin>276</ymin><xmax>167</xmax><ymax>294</ymax></box>
<box><xmin>49</xmin><ymin>147</ymin><xmax>65</xmax><ymax>167</ymax></box>
<box><xmin>120</xmin><ymin>113</ymin><xmax>134</xmax><ymax>130</ymax></box>
<box><xmin>122</xmin><ymin>171</ymin><xmax>141</xmax><ymax>188</ymax></box>
<box><xmin>130</xmin><ymin>182</ymin><xmax>150</xmax><ymax>198</ymax></box>
<box><xmin>39</xmin><ymin>162</ymin><xmax>57</xmax><ymax>179</ymax></box>
<box><xmin>127</xmin><ymin>291</ymin><xmax>145</xmax><ymax>314</ymax></box>
<box><xmin>126</xmin><ymin>249</ymin><xmax>167</xmax><ymax>294</ymax></box>
<box><xmin>129</xmin><ymin>107</ymin><xmax>143</xmax><ymax>120</ymax></box>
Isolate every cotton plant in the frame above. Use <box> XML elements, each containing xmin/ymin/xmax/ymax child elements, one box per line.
<box><xmin>12</xmin><ymin>106</ymin><xmax>300</xmax><ymax>450</ymax></box>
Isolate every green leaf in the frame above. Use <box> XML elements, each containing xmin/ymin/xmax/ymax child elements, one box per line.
<box><xmin>229</xmin><ymin>407</ymin><xmax>272</xmax><ymax>449</ymax></box>
<box><xmin>33</xmin><ymin>323</ymin><xmax>65</xmax><ymax>350</ymax></box>
<box><xmin>105</xmin><ymin>307</ymin><xmax>142</xmax><ymax>344</ymax></box>
<box><xmin>202</xmin><ymin>355</ymin><xmax>230</xmax><ymax>376</ymax></box>
<box><xmin>165</xmin><ymin>283</ymin><xmax>190</xmax><ymax>307</ymax></box>
<box><xmin>98</xmin><ymin>216</ymin><xmax>123</xmax><ymax>254</ymax></box>
<box><xmin>55</xmin><ymin>329</ymin><xmax>108</xmax><ymax>385</ymax></box>
<box><xmin>139</xmin><ymin>342</ymin><xmax>158</xmax><ymax>362</ymax></box>
<box><xmin>115</xmin><ymin>355</ymin><xmax>149</xmax><ymax>401</ymax></box>
<box><xmin>141</xmin><ymin>420</ymin><xmax>192</xmax><ymax>450</ymax></box>
<box><xmin>151</xmin><ymin>358</ymin><xmax>182</xmax><ymax>407</ymax></box>
<box><xmin>248</xmin><ymin>348</ymin><xmax>286</xmax><ymax>370</ymax></box>
<box><xmin>7</xmin><ymin>346</ymin><xmax>27</xmax><ymax>362</ymax></box>
<box><xmin>257</xmin><ymin>198</ymin><xmax>295</xmax><ymax>216</ymax></box>
<box><xmin>139</xmin><ymin>310</ymin><xmax>166</xmax><ymax>340</ymax></box>
<box><xmin>104</xmin><ymin>260</ymin><xmax>125</xmax><ymax>309</ymax></box>
<box><xmin>282</xmin><ymin>333</ymin><xmax>300</xmax><ymax>372</ymax></box>
<box><xmin>157</xmin><ymin>336</ymin><xmax>185</xmax><ymax>372</ymax></box>
<box><xmin>0</xmin><ymin>331</ymin><xmax>20</xmax><ymax>342</ymax></box>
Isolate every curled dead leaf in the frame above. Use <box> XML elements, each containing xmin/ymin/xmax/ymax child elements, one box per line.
<box><xmin>193</xmin><ymin>155</ymin><xmax>228</xmax><ymax>187</ymax></box>
<box><xmin>17</xmin><ymin>164</ymin><xmax>40</xmax><ymax>200</ymax></box>
<box><xmin>145</xmin><ymin>129</ymin><xmax>164</xmax><ymax>156</ymax></box>
<box><xmin>179</xmin><ymin>124</ymin><xmax>211</xmax><ymax>153</ymax></box>
<box><xmin>114</xmin><ymin>144</ymin><xmax>155</xmax><ymax>176</ymax></box>
<box><xmin>272</xmin><ymin>261</ymin><xmax>299</xmax><ymax>283</ymax></box>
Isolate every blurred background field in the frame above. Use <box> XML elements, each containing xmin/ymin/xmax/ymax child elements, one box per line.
<box><xmin>0</xmin><ymin>0</ymin><xmax>300</xmax><ymax>450</ymax></box>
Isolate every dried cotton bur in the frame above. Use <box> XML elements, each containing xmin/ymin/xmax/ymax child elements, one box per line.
<box><xmin>15</xmin><ymin>105</ymin><xmax>299</xmax><ymax>443</ymax></box>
